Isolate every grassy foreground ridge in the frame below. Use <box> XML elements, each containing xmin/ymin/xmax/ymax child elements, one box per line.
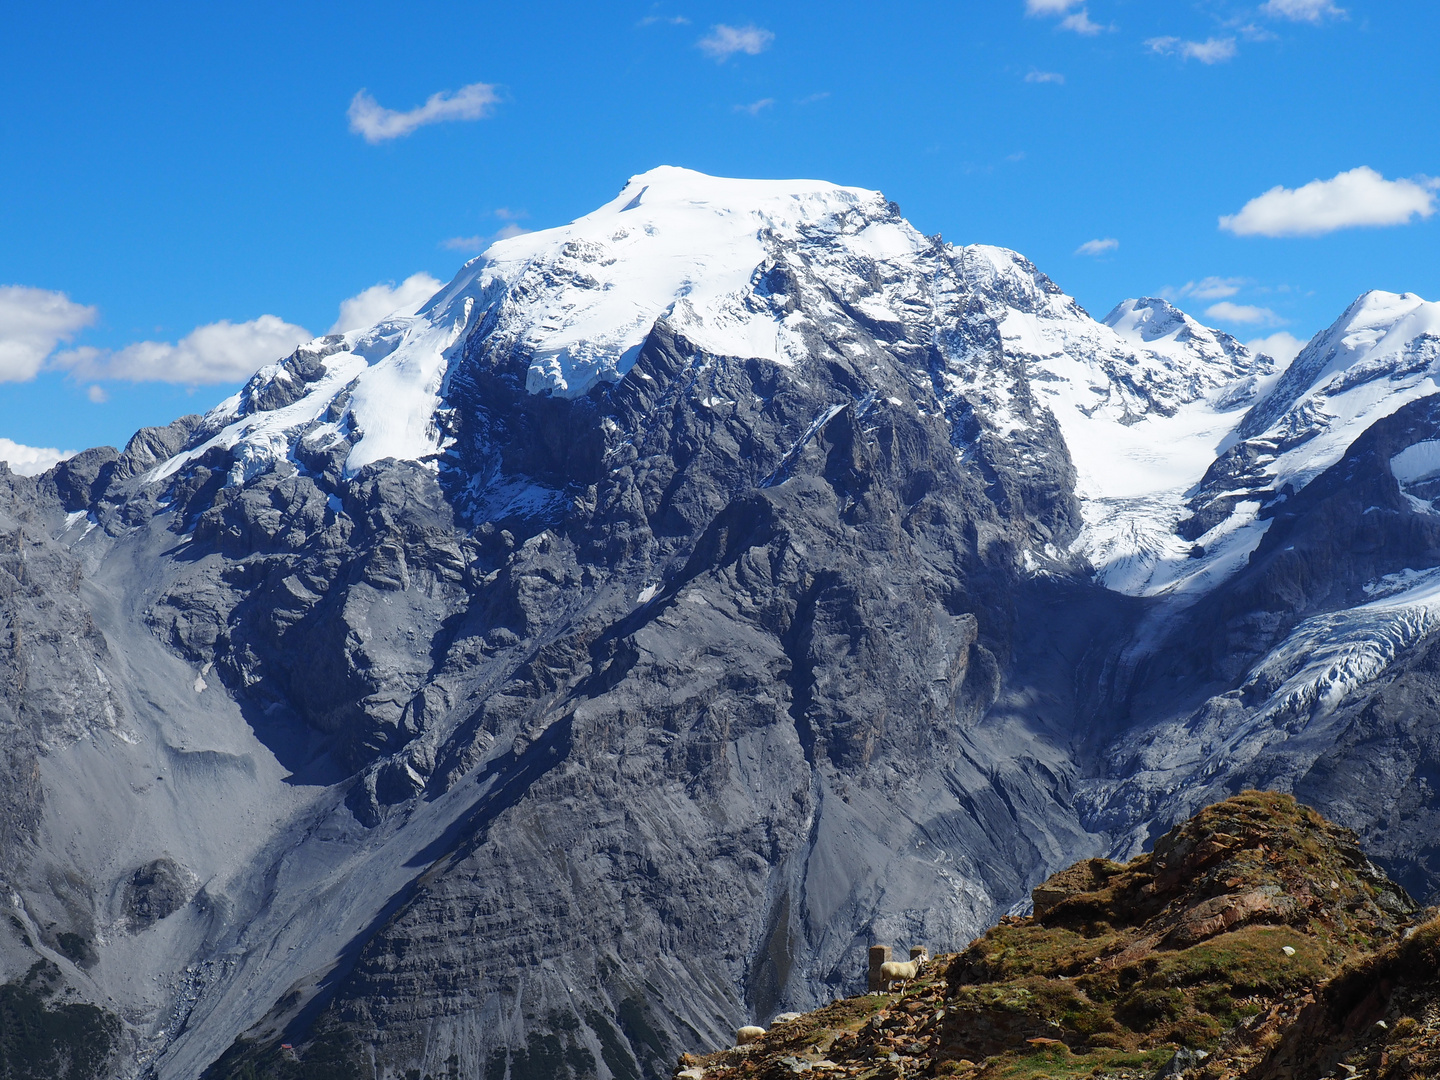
<box><xmin>676</xmin><ymin>792</ymin><xmax>1440</xmax><ymax>1080</ymax></box>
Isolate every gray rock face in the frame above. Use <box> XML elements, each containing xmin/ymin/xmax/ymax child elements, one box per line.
<box><xmin>122</xmin><ymin>859</ymin><xmax>194</xmax><ymax>932</ymax></box>
<box><xmin>4</xmin><ymin>173</ymin><xmax>1440</xmax><ymax>1080</ymax></box>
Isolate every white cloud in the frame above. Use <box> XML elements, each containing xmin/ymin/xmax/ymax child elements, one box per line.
<box><xmin>1182</xmin><ymin>276</ymin><xmax>1247</xmax><ymax>300</ymax></box>
<box><xmin>1060</xmin><ymin>9</ymin><xmax>1104</xmax><ymax>34</ymax></box>
<box><xmin>1221</xmin><ymin>167</ymin><xmax>1439</xmax><ymax>237</ymax></box>
<box><xmin>0</xmin><ymin>286</ymin><xmax>97</xmax><ymax>382</ymax></box>
<box><xmin>329</xmin><ymin>272</ymin><xmax>443</xmax><ymax>334</ymax></box>
<box><xmin>1261</xmin><ymin>0</ymin><xmax>1344</xmax><ymax>22</ymax></box>
<box><xmin>1025</xmin><ymin>70</ymin><xmax>1065</xmax><ymax>84</ymax></box>
<box><xmin>734</xmin><ymin>98</ymin><xmax>775</xmax><ymax>116</ymax></box>
<box><xmin>1184</xmin><ymin>37</ymin><xmax>1237</xmax><ymax>62</ymax></box>
<box><xmin>1147</xmin><ymin>36</ymin><xmax>1237</xmax><ymax>63</ymax></box>
<box><xmin>347</xmin><ymin>82</ymin><xmax>500</xmax><ymax>143</ymax></box>
<box><xmin>698</xmin><ymin>24</ymin><xmax>774</xmax><ymax>61</ymax></box>
<box><xmin>441</xmin><ymin>211</ymin><xmax>531</xmax><ymax>254</ymax></box>
<box><xmin>638</xmin><ymin>14</ymin><xmax>689</xmax><ymax>25</ymax></box>
<box><xmin>35</xmin><ymin>273</ymin><xmax>444</xmax><ymax>388</ymax></box>
<box><xmin>1025</xmin><ymin>1</ymin><xmax>1105</xmax><ymax>33</ymax></box>
<box><xmin>1205</xmin><ymin>301</ymin><xmax>1284</xmax><ymax>326</ymax></box>
<box><xmin>55</xmin><ymin>315</ymin><xmax>312</xmax><ymax>385</ymax></box>
<box><xmin>1247</xmin><ymin>331</ymin><xmax>1309</xmax><ymax>364</ymax></box>
<box><xmin>1075</xmin><ymin>238</ymin><xmax>1118</xmax><ymax>256</ymax></box>
<box><xmin>0</xmin><ymin>437</ymin><xmax>74</xmax><ymax>476</ymax></box>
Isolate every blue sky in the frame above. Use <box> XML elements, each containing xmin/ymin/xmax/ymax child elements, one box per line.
<box><xmin>1</xmin><ymin>0</ymin><xmax>1436</xmax><ymax>463</ymax></box>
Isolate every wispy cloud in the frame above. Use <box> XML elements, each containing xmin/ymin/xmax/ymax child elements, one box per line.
<box><xmin>1205</xmin><ymin>301</ymin><xmax>1284</xmax><ymax>326</ymax></box>
<box><xmin>1247</xmin><ymin>331</ymin><xmax>1309</xmax><ymax>364</ymax></box>
<box><xmin>347</xmin><ymin>82</ymin><xmax>500</xmax><ymax>143</ymax></box>
<box><xmin>442</xmin><ymin>210</ymin><xmax>532</xmax><ymax>254</ymax></box>
<box><xmin>1146</xmin><ymin>36</ymin><xmax>1237</xmax><ymax>63</ymax></box>
<box><xmin>55</xmin><ymin>315</ymin><xmax>312</xmax><ymax>385</ymax></box>
<box><xmin>734</xmin><ymin>98</ymin><xmax>775</xmax><ymax>116</ymax></box>
<box><xmin>1060</xmin><ymin>9</ymin><xmax>1104</xmax><ymax>34</ymax></box>
<box><xmin>698</xmin><ymin>24</ymin><xmax>774</xmax><ymax>61</ymax></box>
<box><xmin>1261</xmin><ymin>0</ymin><xmax>1345</xmax><ymax>22</ymax></box>
<box><xmin>797</xmin><ymin>91</ymin><xmax>831</xmax><ymax>105</ymax></box>
<box><xmin>328</xmin><ymin>273</ymin><xmax>443</xmax><ymax>334</ymax></box>
<box><xmin>1025</xmin><ymin>69</ymin><xmax>1065</xmax><ymax>84</ymax></box>
<box><xmin>1178</xmin><ymin>276</ymin><xmax>1247</xmax><ymax>300</ymax></box>
<box><xmin>1220</xmin><ymin>166</ymin><xmax>1439</xmax><ymax>237</ymax></box>
<box><xmin>1075</xmin><ymin>238</ymin><xmax>1118</xmax><ymax>256</ymax></box>
<box><xmin>442</xmin><ymin>235</ymin><xmax>486</xmax><ymax>251</ymax></box>
<box><xmin>0</xmin><ymin>285</ymin><xmax>97</xmax><ymax>382</ymax></box>
<box><xmin>0</xmin><ymin>437</ymin><xmax>74</xmax><ymax>476</ymax></box>
<box><xmin>1235</xmin><ymin>22</ymin><xmax>1278</xmax><ymax>42</ymax></box>
<box><xmin>1025</xmin><ymin>0</ymin><xmax>1107</xmax><ymax>34</ymax></box>
<box><xmin>638</xmin><ymin>13</ymin><xmax>689</xmax><ymax>26</ymax></box>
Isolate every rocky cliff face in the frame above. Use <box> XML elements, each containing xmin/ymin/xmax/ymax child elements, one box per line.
<box><xmin>2</xmin><ymin>169</ymin><xmax>1440</xmax><ymax>1080</ymax></box>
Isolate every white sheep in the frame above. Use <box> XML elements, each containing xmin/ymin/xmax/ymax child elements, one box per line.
<box><xmin>878</xmin><ymin>950</ymin><xmax>928</xmax><ymax>991</ymax></box>
<box><xmin>735</xmin><ymin>1025</ymin><xmax>766</xmax><ymax>1046</ymax></box>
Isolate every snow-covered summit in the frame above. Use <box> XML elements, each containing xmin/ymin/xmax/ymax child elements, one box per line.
<box><xmin>1176</xmin><ymin>290</ymin><xmax>1440</xmax><ymax>562</ymax></box>
<box><xmin>1240</xmin><ymin>290</ymin><xmax>1440</xmax><ymax>442</ymax></box>
<box><xmin>1105</xmin><ymin>297</ymin><xmax>1260</xmax><ymax>381</ymax></box>
<box><xmin>464</xmin><ymin>166</ymin><xmax>924</xmax><ymax>397</ymax></box>
<box><xmin>153</xmin><ymin>167</ymin><xmax>930</xmax><ymax>483</ymax></box>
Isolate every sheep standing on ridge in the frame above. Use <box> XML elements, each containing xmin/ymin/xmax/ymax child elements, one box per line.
<box><xmin>735</xmin><ymin>1025</ymin><xmax>766</xmax><ymax>1046</ymax></box>
<box><xmin>878</xmin><ymin>949</ymin><xmax>928</xmax><ymax>992</ymax></box>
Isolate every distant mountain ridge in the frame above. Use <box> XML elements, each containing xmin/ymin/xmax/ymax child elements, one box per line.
<box><xmin>2</xmin><ymin>168</ymin><xmax>1440</xmax><ymax>1080</ymax></box>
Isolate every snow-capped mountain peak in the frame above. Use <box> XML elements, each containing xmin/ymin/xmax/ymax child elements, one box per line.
<box><xmin>152</xmin><ymin>167</ymin><xmax>933</xmax><ymax>484</ymax></box>
<box><xmin>1104</xmin><ymin>296</ymin><xmax>1263</xmax><ymax>383</ymax></box>
<box><xmin>1240</xmin><ymin>289</ymin><xmax>1440</xmax><ymax>440</ymax></box>
<box><xmin>464</xmin><ymin>166</ymin><xmax>925</xmax><ymax>398</ymax></box>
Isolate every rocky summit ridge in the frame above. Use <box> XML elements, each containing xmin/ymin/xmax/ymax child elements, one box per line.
<box><xmin>679</xmin><ymin>792</ymin><xmax>1433</xmax><ymax>1080</ymax></box>
<box><xmin>2</xmin><ymin>169</ymin><xmax>1440</xmax><ymax>1079</ymax></box>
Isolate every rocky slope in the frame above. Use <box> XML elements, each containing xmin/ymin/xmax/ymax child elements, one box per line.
<box><xmin>2</xmin><ymin>168</ymin><xmax>1440</xmax><ymax>1079</ymax></box>
<box><xmin>678</xmin><ymin>792</ymin><xmax>1429</xmax><ymax>1080</ymax></box>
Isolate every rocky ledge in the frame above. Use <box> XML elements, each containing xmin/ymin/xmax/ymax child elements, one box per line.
<box><xmin>674</xmin><ymin>792</ymin><xmax>1436</xmax><ymax>1080</ymax></box>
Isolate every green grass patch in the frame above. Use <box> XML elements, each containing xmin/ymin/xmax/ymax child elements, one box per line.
<box><xmin>972</xmin><ymin>1045</ymin><xmax>1173</xmax><ymax>1080</ymax></box>
<box><xmin>963</xmin><ymin>925</ymin><xmax>1129</xmax><ymax>982</ymax></box>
